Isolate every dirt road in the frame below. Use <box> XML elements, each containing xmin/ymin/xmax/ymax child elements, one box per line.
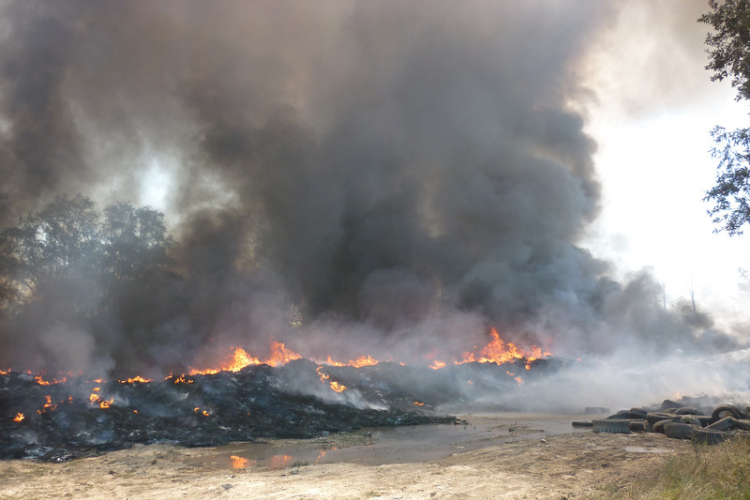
<box><xmin>0</xmin><ymin>413</ymin><xmax>690</xmax><ymax>499</ymax></box>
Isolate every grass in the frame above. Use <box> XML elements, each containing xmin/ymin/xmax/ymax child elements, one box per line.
<box><xmin>611</xmin><ymin>436</ymin><xmax>750</xmax><ymax>499</ymax></box>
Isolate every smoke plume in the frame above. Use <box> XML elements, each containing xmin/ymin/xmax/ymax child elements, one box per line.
<box><xmin>0</xmin><ymin>0</ymin><xmax>741</xmax><ymax>399</ymax></box>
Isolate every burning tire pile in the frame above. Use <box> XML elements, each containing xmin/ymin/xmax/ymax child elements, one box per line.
<box><xmin>0</xmin><ymin>361</ymin><xmax>470</xmax><ymax>462</ymax></box>
<box><xmin>0</xmin><ymin>357</ymin><xmax>560</xmax><ymax>462</ymax></box>
<box><xmin>579</xmin><ymin>396</ymin><xmax>750</xmax><ymax>444</ymax></box>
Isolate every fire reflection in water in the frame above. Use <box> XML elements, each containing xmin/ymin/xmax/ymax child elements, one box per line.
<box><xmin>269</xmin><ymin>454</ymin><xmax>294</xmax><ymax>469</ymax></box>
<box><xmin>230</xmin><ymin>455</ymin><xmax>250</xmax><ymax>469</ymax></box>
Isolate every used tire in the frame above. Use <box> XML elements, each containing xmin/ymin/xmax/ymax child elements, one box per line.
<box><xmin>628</xmin><ymin>408</ymin><xmax>648</xmax><ymax>419</ymax></box>
<box><xmin>707</xmin><ymin>416</ymin><xmax>736</xmax><ymax>431</ymax></box>
<box><xmin>653</xmin><ymin>418</ymin><xmax>681</xmax><ymax>434</ymax></box>
<box><xmin>572</xmin><ymin>421</ymin><xmax>593</xmax><ymax>428</ymax></box>
<box><xmin>606</xmin><ymin>410</ymin><xmax>631</xmax><ymax>420</ymax></box>
<box><xmin>629</xmin><ymin>420</ymin><xmax>646</xmax><ymax>433</ymax></box>
<box><xmin>711</xmin><ymin>405</ymin><xmax>750</xmax><ymax>423</ymax></box>
<box><xmin>647</xmin><ymin>412</ymin><xmax>679</xmax><ymax>426</ymax></box>
<box><xmin>593</xmin><ymin>419</ymin><xmax>631</xmax><ymax>434</ymax></box>
<box><xmin>692</xmin><ymin>428</ymin><xmax>734</xmax><ymax>445</ymax></box>
<box><xmin>674</xmin><ymin>407</ymin><xmax>701</xmax><ymax>416</ymax></box>
<box><xmin>664</xmin><ymin>422</ymin><xmax>697</xmax><ymax>440</ymax></box>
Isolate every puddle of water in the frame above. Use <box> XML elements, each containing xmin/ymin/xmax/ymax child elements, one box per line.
<box><xmin>624</xmin><ymin>446</ymin><xmax>671</xmax><ymax>454</ymax></box>
<box><xmin>193</xmin><ymin>413</ymin><xmax>590</xmax><ymax>470</ymax></box>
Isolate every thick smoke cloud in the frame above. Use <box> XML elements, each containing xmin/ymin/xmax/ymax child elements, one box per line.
<box><xmin>0</xmin><ymin>0</ymin><xmax>738</xmax><ymax>380</ymax></box>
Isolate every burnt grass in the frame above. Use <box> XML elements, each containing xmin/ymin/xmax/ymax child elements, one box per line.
<box><xmin>0</xmin><ymin>358</ymin><xmax>560</xmax><ymax>462</ymax></box>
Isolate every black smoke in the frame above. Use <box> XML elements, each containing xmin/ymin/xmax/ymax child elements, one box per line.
<box><xmin>0</xmin><ymin>0</ymin><xmax>737</xmax><ymax>377</ymax></box>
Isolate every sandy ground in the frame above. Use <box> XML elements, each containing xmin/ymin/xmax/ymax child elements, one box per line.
<box><xmin>0</xmin><ymin>413</ymin><xmax>691</xmax><ymax>500</ymax></box>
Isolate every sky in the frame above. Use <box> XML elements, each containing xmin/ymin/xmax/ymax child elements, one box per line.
<box><xmin>580</xmin><ymin>0</ymin><xmax>750</xmax><ymax>330</ymax></box>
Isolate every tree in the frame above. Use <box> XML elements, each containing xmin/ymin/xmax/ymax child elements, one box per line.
<box><xmin>0</xmin><ymin>195</ymin><xmax>180</xmax><ymax>373</ymax></box>
<box><xmin>700</xmin><ymin>0</ymin><xmax>750</xmax><ymax>234</ymax></box>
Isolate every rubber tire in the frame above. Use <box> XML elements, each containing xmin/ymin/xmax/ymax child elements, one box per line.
<box><xmin>692</xmin><ymin>428</ymin><xmax>733</xmax><ymax>445</ymax></box>
<box><xmin>605</xmin><ymin>410</ymin><xmax>631</xmax><ymax>420</ymax></box>
<box><xmin>711</xmin><ymin>404</ymin><xmax>750</xmax><ymax>423</ymax></box>
<box><xmin>572</xmin><ymin>421</ymin><xmax>593</xmax><ymax>428</ymax></box>
<box><xmin>707</xmin><ymin>416</ymin><xmax>736</xmax><ymax>431</ymax></box>
<box><xmin>653</xmin><ymin>418</ymin><xmax>681</xmax><ymax>434</ymax></box>
<box><xmin>660</xmin><ymin>399</ymin><xmax>682</xmax><ymax>411</ymax></box>
<box><xmin>674</xmin><ymin>407</ymin><xmax>701</xmax><ymax>416</ymax></box>
<box><xmin>647</xmin><ymin>412</ymin><xmax>679</xmax><ymax>426</ymax></box>
<box><xmin>629</xmin><ymin>420</ymin><xmax>646</xmax><ymax>433</ymax></box>
<box><xmin>628</xmin><ymin>408</ymin><xmax>648</xmax><ymax>419</ymax></box>
<box><xmin>664</xmin><ymin>422</ymin><xmax>697</xmax><ymax>440</ymax></box>
<box><xmin>593</xmin><ymin>419</ymin><xmax>631</xmax><ymax>434</ymax></box>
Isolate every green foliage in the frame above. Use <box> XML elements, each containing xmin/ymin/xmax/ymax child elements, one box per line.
<box><xmin>704</xmin><ymin>126</ymin><xmax>750</xmax><ymax>234</ymax></box>
<box><xmin>0</xmin><ymin>194</ymin><xmax>176</xmax><ymax>313</ymax></box>
<box><xmin>700</xmin><ymin>0</ymin><xmax>750</xmax><ymax>102</ymax></box>
<box><xmin>700</xmin><ymin>1</ymin><xmax>750</xmax><ymax>234</ymax></box>
<box><xmin>0</xmin><ymin>195</ymin><xmax>181</xmax><ymax>373</ymax></box>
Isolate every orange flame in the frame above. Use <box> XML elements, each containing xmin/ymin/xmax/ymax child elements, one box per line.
<box><xmin>99</xmin><ymin>398</ymin><xmax>113</xmax><ymax>409</ymax></box>
<box><xmin>348</xmin><ymin>355</ymin><xmax>378</xmax><ymax>368</ymax></box>
<box><xmin>413</xmin><ymin>401</ymin><xmax>425</xmax><ymax>406</ymax></box>
<box><xmin>34</xmin><ymin>375</ymin><xmax>67</xmax><ymax>386</ymax></box>
<box><xmin>171</xmin><ymin>374</ymin><xmax>194</xmax><ymax>384</ymax></box>
<box><xmin>453</xmin><ymin>328</ymin><xmax>549</xmax><ymax>367</ymax></box>
<box><xmin>194</xmin><ymin>407</ymin><xmax>210</xmax><ymax>417</ymax></box>
<box><xmin>0</xmin><ymin>369</ymin><xmax>9</xmax><ymax>375</ymax></box>
<box><xmin>230</xmin><ymin>455</ymin><xmax>249</xmax><ymax>469</ymax></box>
<box><xmin>189</xmin><ymin>339</ymin><xmax>303</xmax><ymax>375</ymax></box>
<box><xmin>329</xmin><ymin>381</ymin><xmax>347</xmax><ymax>393</ymax></box>
<box><xmin>37</xmin><ymin>395</ymin><xmax>58</xmax><ymax>414</ymax></box>
<box><xmin>118</xmin><ymin>376</ymin><xmax>152</xmax><ymax>384</ymax></box>
<box><xmin>429</xmin><ymin>360</ymin><xmax>446</xmax><ymax>370</ymax></box>
<box><xmin>13</xmin><ymin>412</ymin><xmax>24</xmax><ymax>422</ymax></box>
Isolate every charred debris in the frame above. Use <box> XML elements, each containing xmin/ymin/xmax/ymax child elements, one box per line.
<box><xmin>0</xmin><ymin>357</ymin><xmax>558</xmax><ymax>462</ymax></box>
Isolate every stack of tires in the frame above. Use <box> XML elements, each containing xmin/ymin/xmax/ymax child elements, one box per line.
<box><xmin>584</xmin><ymin>401</ymin><xmax>750</xmax><ymax>444</ymax></box>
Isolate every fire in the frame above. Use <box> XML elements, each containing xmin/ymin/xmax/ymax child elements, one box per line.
<box><xmin>190</xmin><ymin>339</ymin><xmax>303</xmax><ymax>376</ymax></box>
<box><xmin>33</xmin><ymin>374</ymin><xmax>67</xmax><ymax>385</ymax></box>
<box><xmin>348</xmin><ymin>355</ymin><xmax>378</xmax><ymax>368</ymax></box>
<box><xmin>0</xmin><ymin>369</ymin><xmax>9</xmax><ymax>375</ymax></box>
<box><xmin>118</xmin><ymin>376</ymin><xmax>152</xmax><ymax>384</ymax></box>
<box><xmin>88</xmin><ymin>388</ymin><xmax>113</xmax><ymax>408</ymax></box>
<box><xmin>452</xmin><ymin>328</ymin><xmax>549</xmax><ymax>368</ymax></box>
<box><xmin>194</xmin><ymin>407</ymin><xmax>210</xmax><ymax>417</ymax></box>
<box><xmin>171</xmin><ymin>374</ymin><xmax>194</xmax><ymax>384</ymax></box>
<box><xmin>413</xmin><ymin>401</ymin><xmax>425</xmax><ymax>406</ymax></box>
<box><xmin>329</xmin><ymin>381</ymin><xmax>346</xmax><ymax>393</ymax></box>
<box><xmin>13</xmin><ymin>412</ymin><xmax>24</xmax><ymax>422</ymax></box>
<box><xmin>230</xmin><ymin>455</ymin><xmax>249</xmax><ymax>469</ymax></box>
<box><xmin>37</xmin><ymin>395</ymin><xmax>58</xmax><ymax>414</ymax></box>
<box><xmin>515</xmin><ymin>376</ymin><xmax>524</xmax><ymax>385</ymax></box>
<box><xmin>318</xmin><ymin>354</ymin><xmax>380</xmax><ymax>368</ymax></box>
<box><xmin>182</xmin><ymin>327</ymin><xmax>548</xmax><ymax>378</ymax></box>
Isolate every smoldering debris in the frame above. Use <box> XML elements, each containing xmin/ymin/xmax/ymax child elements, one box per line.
<box><xmin>4</xmin><ymin>360</ymin><xmax>505</xmax><ymax>462</ymax></box>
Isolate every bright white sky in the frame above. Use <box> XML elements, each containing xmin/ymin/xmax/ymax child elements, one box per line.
<box><xmin>581</xmin><ymin>1</ymin><xmax>750</xmax><ymax>330</ymax></box>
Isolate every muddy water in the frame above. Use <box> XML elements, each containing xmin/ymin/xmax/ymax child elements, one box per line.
<box><xmin>193</xmin><ymin>413</ymin><xmax>592</xmax><ymax>470</ymax></box>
